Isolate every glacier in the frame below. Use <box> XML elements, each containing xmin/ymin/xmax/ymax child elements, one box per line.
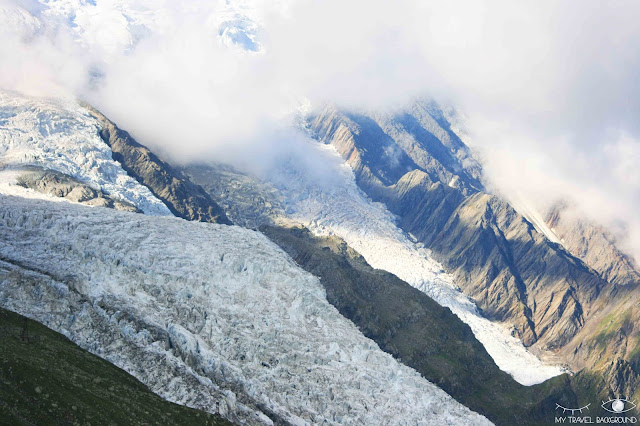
<box><xmin>0</xmin><ymin>88</ymin><xmax>492</xmax><ymax>423</ymax></box>
<box><xmin>0</xmin><ymin>195</ymin><xmax>491</xmax><ymax>425</ymax></box>
<box><xmin>0</xmin><ymin>90</ymin><xmax>171</xmax><ymax>215</ymax></box>
<box><xmin>265</xmin><ymin>140</ymin><xmax>567</xmax><ymax>386</ymax></box>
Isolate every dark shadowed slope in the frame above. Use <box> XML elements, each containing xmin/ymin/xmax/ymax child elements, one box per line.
<box><xmin>0</xmin><ymin>307</ymin><xmax>232</xmax><ymax>426</ymax></box>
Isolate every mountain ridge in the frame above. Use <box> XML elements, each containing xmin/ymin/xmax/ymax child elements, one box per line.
<box><xmin>84</xmin><ymin>103</ymin><xmax>232</xmax><ymax>225</ymax></box>
<box><xmin>308</xmin><ymin>103</ymin><xmax>610</xmax><ymax>352</ymax></box>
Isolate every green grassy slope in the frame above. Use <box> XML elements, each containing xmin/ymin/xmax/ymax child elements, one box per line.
<box><xmin>0</xmin><ymin>308</ymin><xmax>232</xmax><ymax>426</ymax></box>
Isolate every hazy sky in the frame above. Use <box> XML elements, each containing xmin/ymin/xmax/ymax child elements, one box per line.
<box><xmin>2</xmin><ymin>0</ymin><xmax>640</xmax><ymax>259</ymax></box>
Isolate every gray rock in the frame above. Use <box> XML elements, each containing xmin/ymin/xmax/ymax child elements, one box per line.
<box><xmin>15</xmin><ymin>167</ymin><xmax>141</xmax><ymax>213</ymax></box>
<box><xmin>182</xmin><ymin>164</ymin><xmax>285</xmax><ymax>229</ymax></box>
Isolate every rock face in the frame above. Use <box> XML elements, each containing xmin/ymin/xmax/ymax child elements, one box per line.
<box><xmin>393</xmin><ymin>184</ymin><xmax>605</xmax><ymax>349</ymax></box>
<box><xmin>15</xmin><ymin>167</ymin><xmax>141</xmax><ymax>212</ymax></box>
<box><xmin>310</xmin><ymin>103</ymin><xmax>483</xmax><ymax>197</ymax></box>
<box><xmin>307</xmin><ymin>101</ymin><xmax>640</xmax><ymax>405</ymax></box>
<box><xmin>85</xmin><ymin>105</ymin><xmax>232</xmax><ymax>225</ymax></box>
<box><xmin>309</xmin><ymin>102</ymin><xmax>609</xmax><ymax>351</ymax></box>
<box><xmin>545</xmin><ymin>204</ymin><xmax>640</xmax><ymax>286</ymax></box>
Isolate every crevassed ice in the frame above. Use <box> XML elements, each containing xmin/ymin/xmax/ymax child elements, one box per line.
<box><xmin>268</xmin><ymin>140</ymin><xmax>567</xmax><ymax>386</ymax></box>
<box><xmin>0</xmin><ymin>195</ymin><xmax>491</xmax><ymax>426</ymax></box>
<box><xmin>0</xmin><ymin>91</ymin><xmax>171</xmax><ymax>215</ymax></box>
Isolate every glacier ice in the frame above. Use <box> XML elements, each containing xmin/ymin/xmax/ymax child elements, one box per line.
<box><xmin>0</xmin><ymin>90</ymin><xmax>171</xmax><ymax>215</ymax></box>
<box><xmin>0</xmin><ymin>195</ymin><xmax>491</xmax><ymax>425</ymax></box>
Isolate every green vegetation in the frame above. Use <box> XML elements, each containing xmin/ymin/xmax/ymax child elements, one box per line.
<box><xmin>595</xmin><ymin>309</ymin><xmax>634</xmax><ymax>347</ymax></box>
<box><xmin>0</xmin><ymin>308</ymin><xmax>232</xmax><ymax>426</ymax></box>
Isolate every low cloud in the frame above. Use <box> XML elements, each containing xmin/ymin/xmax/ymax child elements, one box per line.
<box><xmin>2</xmin><ymin>0</ymin><xmax>640</xmax><ymax>260</ymax></box>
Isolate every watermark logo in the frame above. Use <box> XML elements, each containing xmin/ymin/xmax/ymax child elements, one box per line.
<box><xmin>555</xmin><ymin>397</ymin><xmax>637</xmax><ymax>424</ymax></box>
<box><xmin>602</xmin><ymin>398</ymin><xmax>637</xmax><ymax>414</ymax></box>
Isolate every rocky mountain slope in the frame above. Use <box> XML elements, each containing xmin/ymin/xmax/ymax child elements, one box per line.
<box><xmin>539</xmin><ymin>206</ymin><xmax>640</xmax><ymax>392</ymax></box>
<box><xmin>308</xmin><ymin>102</ymin><xmax>612</xmax><ymax>353</ymax></box>
<box><xmin>0</xmin><ymin>307</ymin><xmax>231</xmax><ymax>426</ymax></box>
<box><xmin>545</xmin><ymin>203</ymin><xmax>640</xmax><ymax>286</ymax></box>
<box><xmin>306</xmin><ymin>100</ymin><xmax>640</xmax><ymax>412</ymax></box>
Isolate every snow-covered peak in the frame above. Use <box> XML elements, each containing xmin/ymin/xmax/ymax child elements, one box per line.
<box><xmin>0</xmin><ymin>5</ymin><xmax>42</xmax><ymax>39</ymax></box>
<box><xmin>217</xmin><ymin>12</ymin><xmax>261</xmax><ymax>52</ymax></box>
<box><xmin>18</xmin><ymin>0</ymin><xmax>270</xmax><ymax>56</ymax></box>
<box><xmin>0</xmin><ymin>90</ymin><xmax>171</xmax><ymax>215</ymax></box>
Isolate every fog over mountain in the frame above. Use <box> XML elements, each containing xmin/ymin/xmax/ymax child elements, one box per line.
<box><xmin>2</xmin><ymin>0</ymin><xmax>640</xmax><ymax>259</ymax></box>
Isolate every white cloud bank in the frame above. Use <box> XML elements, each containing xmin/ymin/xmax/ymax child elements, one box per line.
<box><xmin>2</xmin><ymin>0</ymin><xmax>640</xmax><ymax>260</ymax></box>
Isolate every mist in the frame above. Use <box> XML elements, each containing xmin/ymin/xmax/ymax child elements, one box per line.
<box><xmin>2</xmin><ymin>0</ymin><xmax>640</xmax><ymax>259</ymax></box>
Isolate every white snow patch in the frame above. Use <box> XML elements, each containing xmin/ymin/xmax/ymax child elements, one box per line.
<box><xmin>508</xmin><ymin>191</ymin><xmax>562</xmax><ymax>245</ymax></box>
